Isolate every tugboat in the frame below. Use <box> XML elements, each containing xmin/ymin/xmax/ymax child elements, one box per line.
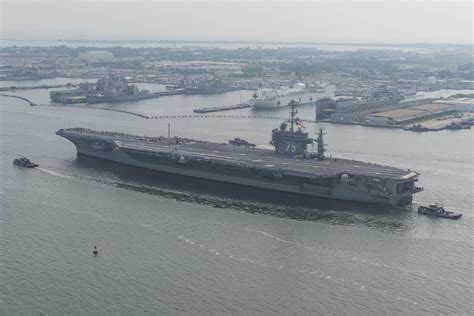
<box><xmin>13</xmin><ymin>157</ymin><xmax>39</xmax><ymax>168</ymax></box>
<box><xmin>418</xmin><ymin>203</ymin><xmax>462</xmax><ymax>219</ymax></box>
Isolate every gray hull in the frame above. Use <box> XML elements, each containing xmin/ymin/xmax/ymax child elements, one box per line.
<box><xmin>86</xmin><ymin>94</ymin><xmax>156</xmax><ymax>104</ymax></box>
<box><xmin>184</xmin><ymin>87</ymin><xmax>237</xmax><ymax>95</ymax></box>
<box><xmin>57</xmin><ymin>129</ymin><xmax>421</xmax><ymax>206</ymax></box>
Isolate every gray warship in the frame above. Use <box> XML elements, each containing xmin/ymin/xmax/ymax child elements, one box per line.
<box><xmin>86</xmin><ymin>75</ymin><xmax>158</xmax><ymax>104</ymax></box>
<box><xmin>57</xmin><ymin>102</ymin><xmax>422</xmax><ymax>206</ymax></box>
<box><xmin>182</xmin><ymin>77</ymin><xmax>237</xmax><ymax>95</ymax></box>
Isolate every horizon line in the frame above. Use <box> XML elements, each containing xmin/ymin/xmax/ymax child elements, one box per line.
<box><xmin>1</xmin><ymin>38</ymin><xmax>473</xmax><ymax>47</ymax></box>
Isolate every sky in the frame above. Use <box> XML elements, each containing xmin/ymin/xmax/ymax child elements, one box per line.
<box><xmin>1</xmin><ymin>0</ymin><xmax>472</xmax><ymax>44</ymax></box>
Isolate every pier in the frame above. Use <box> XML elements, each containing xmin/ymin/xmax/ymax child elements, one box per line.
<box><xmin>193</xmin><ymin>103</ymin><xmax>251</xmax><ymax>113</ymax></box>
<box><xmin>0</xmin><ymin>94</ymin><xmax>37</xmax><ymax>106</ymax></box>
<box><xmin>158</xmin><ymin>89</ymin><xmax>185</xmax><ymax>97</ymax></box>
<box><xmin>403</xmin><ymin>113</ymin><xmax>474</xmax><ymax>131</ymax></box>
<box><xmin>0</xmin><ymin>84</ymin><xmax>77</xmax><ymax>92</ymax></box>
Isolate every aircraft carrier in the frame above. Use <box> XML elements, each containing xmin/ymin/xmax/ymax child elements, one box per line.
<box><xmin>57</xmin><ymin>103</ymin><xmax>422</xmax><ymax>206</ymax></box>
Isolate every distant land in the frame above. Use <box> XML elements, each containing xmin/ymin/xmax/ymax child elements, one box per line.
<box><xmin>0</xmin><ymin>38</ymin><xmax>472</xmax><ymax>48</ymax></box>
<box><xmin>57</xmin><ymin>39</ymin><xmax>474</xmax><ymax>47</ymax></box>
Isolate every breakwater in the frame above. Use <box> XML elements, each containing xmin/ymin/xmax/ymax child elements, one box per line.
<box><xmin>0</xmin><ymin>94</ymin><xmax>37</xmax><ymax>106</ymax></box>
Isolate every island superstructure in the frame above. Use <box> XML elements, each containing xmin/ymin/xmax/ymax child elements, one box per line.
<box><xmin>57</xmin><ymin>102</ymin><xmax>422</xmax><ymax>206</ymax></box>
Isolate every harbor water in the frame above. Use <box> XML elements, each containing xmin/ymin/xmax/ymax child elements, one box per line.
<box><xmin>1</xmin><ymin>82</ymin><xmax>473</xmax><ymax>314</ymax></box>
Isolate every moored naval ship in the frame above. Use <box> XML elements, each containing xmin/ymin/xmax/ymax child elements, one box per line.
<box><xmin>85</xmin><ymin>75</ymin><xmax>158</xmax><ymax>104</ymax></box>
<box><xmin>185</xmin><ymin>87</ymin><xmax>237</xmax><ymax>95</ymax></box>
<box><xmin>250</xmin><ymin>83</ymin><xmax>336</xmax><ymax>109</ymax></box>
<box><xmin>50</xmin><ymin>82</ymin><xmax>93</xmax><ymax>104</ymax></box>
<box><xmin>50</xmin><ymin>89</ymin><xmax>88</xmax><ymax>103</ymax></box>
<box><xmin>57</xmin><ymin>102</ymin><xmax>422</xmax><ymax>206</ymax></box>
<box><xmin>183</xmin><ymin>78</ymin><xmax>237</xmax><ymax>95</ymax></box>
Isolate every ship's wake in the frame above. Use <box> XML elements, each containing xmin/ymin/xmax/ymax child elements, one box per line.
<box><xmin>36</xmin><ymin>167</ymin><xmax>76</xmax><ymax>180</ymax></box>
<box><xmin>140</xmin><ymin>223</ymin><xmax>422</xmax><ymax>307</ymax></box>
<box><xmin>34</xmin><ymin>166</ymin><xmax>466</xmax><ymax>308</ymax></box>
<box><xmin>33</xmin><ymin>162</ymin><xmax>417</xmax><ymax>235</ymax></box>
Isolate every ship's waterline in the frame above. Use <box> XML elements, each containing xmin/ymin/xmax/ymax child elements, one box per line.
<box><xmin>57</xmin><ymin>122</ymin><xmax>421</xmax><ymax>206</ymax></box>
<box><xmin>250</xmin><ymin>84</ymin><xmax>336</xmax><ymax>109</ymax></box>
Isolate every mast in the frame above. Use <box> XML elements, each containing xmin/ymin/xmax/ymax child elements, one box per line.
<box><xmin>315</xmin><ymin>100</ymin><xmax>317</xmax><ymax>123</ymax></box>
<box><xmin>289</xmin><ymin>100</ymin><xmax>297</xmax><ymax>132</ymax></box>
<box><xmin>446</xmin><ymin>64</ymin><xmax>449</xmax><ymax>92</ymax></box>
<box><xmin>316</xmin><ymin>128</ymin><xmax>326</xmax><ymax>160</ymax></box>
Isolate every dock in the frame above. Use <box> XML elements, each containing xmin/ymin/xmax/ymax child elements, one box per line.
<box><xmin>158</xmin><ymin>89</ymin><xmax>185</xmax><ymax>97</ymax></box>
<box><xmin>0</xmin><ymin>84</ymin><xmax>77</xmax><ymax>92</ymax></box>
<box><xmin>193</xmin><ymin>103</ymin><xmax>251</xmax><ymax>113</ymax></box>
<box><xmin>404</xmin><ymin>113</ymin><xmax>474</xmax><ymax>131</ymax></box>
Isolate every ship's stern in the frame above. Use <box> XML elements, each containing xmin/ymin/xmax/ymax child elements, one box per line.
<box><xmin>390</xmin><ymin>172</ymin><xmax>423</xmax><ymax>206</ymax></box>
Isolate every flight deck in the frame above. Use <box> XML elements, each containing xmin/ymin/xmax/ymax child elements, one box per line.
<box><xmin>61</xmin><ymin>128</ymin><xmax>417</xmax><ymax>180</ymax></box>
<box><xmin>57</xmin><ymin>108</ymin><xmax>422</xmax><ymax>207</ymax></box>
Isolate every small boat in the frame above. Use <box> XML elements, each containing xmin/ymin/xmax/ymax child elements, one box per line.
<box><xmin>445</xmin><ymin>122</ymin><xmax>470</xmax><ymax>130</ymax></box>
<box><xmin>93</xmin><ymin>246</ymin><xmax>98</xmax><ymax>255</ymax></box>
<box><xmin>404</xmin><ymin>124</ymin><xmax>429</xmax><ymax>132</ymax></box>
<box><xmin>461</xmin><ymin>119</ymin><xmax>474</xmax><ymax>126</ymax></box>
<box><xmin>418</xmin><ymin>203</ymin><xmax>462</xmax><ymax>219</ymax></box>
<box><xmin>13</xmin><ymin>157</ymin><xmax>39</xmax><ymax>168</ymax></box>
